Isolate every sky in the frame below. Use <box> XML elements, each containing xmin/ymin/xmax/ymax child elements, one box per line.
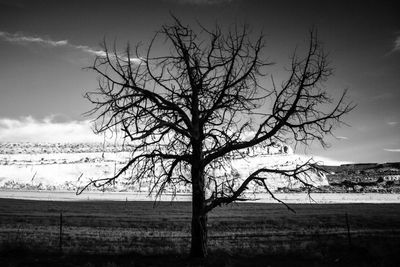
<box><xmin>0</xmin><ymin>0</ymin><xmax>399</xmax><ymax>164</ymax></box>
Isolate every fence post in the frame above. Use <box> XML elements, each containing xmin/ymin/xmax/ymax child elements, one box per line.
<box><xmin>345</xmin><ymin>212</ymin><xmax>352</xmax><ymax>248</ymax></box>
<box><xmin>59</xmin><ymin>211</ymin><xmax>63</xmax><ymax>254</ymax></box>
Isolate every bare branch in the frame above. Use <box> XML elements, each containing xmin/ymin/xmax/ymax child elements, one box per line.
<box><xmin>83</xmin><ymin>18</ymin><xmax>353</xmax><ymax>218</ymax></box>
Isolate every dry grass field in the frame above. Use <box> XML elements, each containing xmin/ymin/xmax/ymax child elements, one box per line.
<box><xmin>1</xmin><ymin>198</ymin><xmax>400</xmax><ymax>266</ymax></box>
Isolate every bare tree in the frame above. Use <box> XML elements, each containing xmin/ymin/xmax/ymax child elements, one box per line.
<box><xmin>82</xmin><ymin>17</ymin><xmax>354</xmax><ymax>257</ymax></box>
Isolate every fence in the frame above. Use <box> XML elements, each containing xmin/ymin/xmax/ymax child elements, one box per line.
<box><xmin>2</xmin><ymin>211</ymin><xmax>400</xmax><ymax>256</ymax></box>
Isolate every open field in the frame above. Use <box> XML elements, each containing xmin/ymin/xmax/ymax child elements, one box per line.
<box><xmin>1</xmin><ymin>190</ymin><xmax>400</xmax><ymax>203</ymax></box>
<box><xmin>1</xmin><ymin>198</ymin><xmax>400</xmax><ymax>266</ymax></box>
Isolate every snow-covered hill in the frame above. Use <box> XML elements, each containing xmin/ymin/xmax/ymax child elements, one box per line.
<box><xmin>0</xmin><ymin>142</ymin><xmax>329</xmax><ymax>192</ymax></box>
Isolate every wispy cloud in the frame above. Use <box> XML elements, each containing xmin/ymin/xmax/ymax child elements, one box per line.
<box><xmin>0</xmin><ymin>31</ymin><xmax>141</xmax><ymax>62</ymax></box>
<box><xmin>393</xmin><ymin>35</ymin><xmax>400</xmax><ymax>52</ymax></box>
<box><xmin>384</xmin><ymin>148</ymin><xmax>400</xmax><ymax>152</ymax></box>
<box><xmin>387</xmin><ymin>121</ymin><xmax>398</xmax><ymax>126</ymax></box>
<box><xmin>0</xmin><ymin>116</ymin><xmax>105</xmax><ymax>143</ymax></box>
<box><xmin>0</xmin><ymin>31</ymin><xmax>68</xmax><ymax>47</ymax></box>
<box><xmin>74</xmin><ymin>45</ymin><xmax>108</xmax><ymax>58</ymax></box>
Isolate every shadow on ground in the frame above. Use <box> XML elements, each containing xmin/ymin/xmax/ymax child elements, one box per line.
<box><xmin>1</xmin><ymin>245</ymin><xmax>400</xmax><ymax>267</ymax></box>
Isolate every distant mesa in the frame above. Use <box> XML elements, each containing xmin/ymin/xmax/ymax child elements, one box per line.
<box><xmin>0</xmin><ymin>142</ymin><xmax>326</xmax><ymax>193</ymax></box>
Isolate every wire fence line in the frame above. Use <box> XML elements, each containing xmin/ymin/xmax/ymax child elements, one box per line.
<box><xmin>2</xmin><ymin>212</ymin><xmax>400</xmax><ymax>255</ymax></box>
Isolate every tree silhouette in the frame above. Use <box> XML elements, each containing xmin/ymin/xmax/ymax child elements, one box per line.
<box><xmin>82</xmin><ymin>17</ymin><xmax>354</xmax><ymax>257</ymax></box>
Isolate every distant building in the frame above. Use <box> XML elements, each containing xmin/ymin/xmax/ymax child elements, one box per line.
<box><xmin>383</xmin><ymin>175</ymin><xmax>400</xmax><ymax>181</ymax></box>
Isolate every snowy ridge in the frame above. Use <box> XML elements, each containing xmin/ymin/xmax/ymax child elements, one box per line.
<box><xmin>0</xmin><ymin>142</ymin><xmax>328</xmax><ymax>192</ymax></box>
<box><xmin>228</xmin><ymin>153</ymin><xmax>328</xmax><ymax>192</ymax></box>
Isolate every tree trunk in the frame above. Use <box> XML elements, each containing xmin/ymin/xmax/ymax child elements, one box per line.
<box><xmin>190</xmin><ymin>169</ymin><xmax>207</xmax><ymax>257</ymax></box>
<box><xmin>190</xmin><ymin>82</ymin><xmax>207</xmax><ymax>257</ymax></box>
<box><xmin>190</xmin><ymin>143</ymin><xmax>208</xmax><ymax>258</ymax></box>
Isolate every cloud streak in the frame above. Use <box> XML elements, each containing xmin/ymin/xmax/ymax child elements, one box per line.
<box><xmin>384</xmin><ymin>148</ymin><xmax>400</xmax><ymax>152</ymax></box>
<box><xmin>393</xmin><ymin>35</ymin><xmax>400</xmax><ymax>52</ymax></box>
<box><xmin>0</xmin><ymin>116</ymin><xmax>105</xmax><ymax>143</ymax></box>
<box><xmin>0</xmin><ymin>31</ymin><xmax>141</xmax><ymax>62</ymax></box>
<box><xmin>75</xmin><ymin>45</ymin><xmax>108</xmax><ymax>58</ymax></box>
<box><xmin>0</xmin><ymin>31</ymin><xmax>68</xmax><ymax>47</ymax></box>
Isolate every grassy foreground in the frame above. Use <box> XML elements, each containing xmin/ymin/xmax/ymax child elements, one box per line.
<box><xmin>1</xmin><ymin>198</ymin><xmax>400</xmax><ymax>266</ymax></box>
